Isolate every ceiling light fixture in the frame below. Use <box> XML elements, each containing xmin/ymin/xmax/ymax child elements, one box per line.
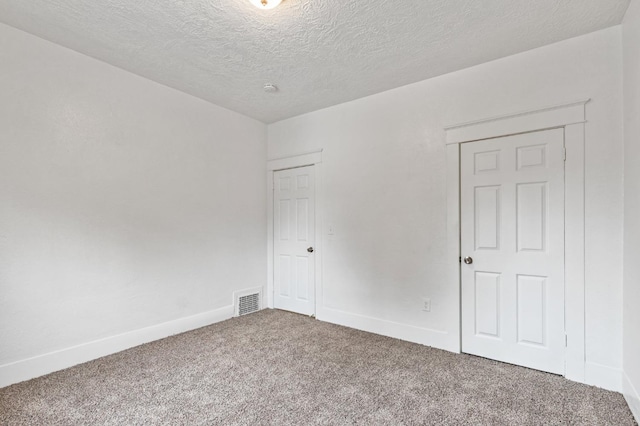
<box><xmin>249</xmin><ymin>0</ymin><xmax>282</xmax><ymax>9</ymax></box>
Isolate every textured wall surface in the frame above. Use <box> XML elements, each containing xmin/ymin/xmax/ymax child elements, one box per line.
<box><xmin>269</xmin><ymin>27</ymin><xmax>624</xmax><ymax>385</ymax></box>
<box><xmin>0</xmin><ymin>0</ymin><xmax>630</xmax><ymax>123</ymax></box>
<box><xmin>623</xmin><ymin>0</ymin><xmax>640</xmax><ymax>421</ymax></box>
<box><xmin>0</xmin><ymin>22</ymin><xmax>267</xmax><ymax>365</ymax></box>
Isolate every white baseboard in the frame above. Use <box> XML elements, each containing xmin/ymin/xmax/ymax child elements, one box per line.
<box><xmin>316</xmin><ymin>307</ymin><xmax>459</xmax><ymax>353</ymax></box>
<box><xmin>0</xmin><ymin>305</ymin><xmax>234</xmax><ymax>388</ymax></box>
<box><xmin>584</xmin><ymin>361</ymin><xmax>623</xmax><ymax>392</ymax></box>
<box><xmin>623</xmin><ymin>372</ymin><xmax>640</xmax><ymax>424</ymax></box>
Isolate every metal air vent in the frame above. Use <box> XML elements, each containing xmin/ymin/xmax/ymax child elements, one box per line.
<box><xmin>234</xmin><ymin>287</ymin><xmax>263</xmax><ymax>317</ymax></box>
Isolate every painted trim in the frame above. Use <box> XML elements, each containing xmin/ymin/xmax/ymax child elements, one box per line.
<box><xmin>317</xmin><ymin>307</ymin><xmax>458</xmax><ymax>353</ymax></box>
<box><xmin>267</xmin><ymin>152</ymin><xmax>323</xmax><ymax>313</ymax></box>
<box><xmin>623</xmin><ymin>372</ymin><xmax>640</xmax><ymax>423</ymax></box>
<box><xmin>267</xmin><ymin>149</ymin><xmax>323</xmax><ymax>171</ymax></box>
<box><xmin>445</xmin><ymin>99</ymin><xmax>590</xmax><ymax>145</ymax></box>
<box><xmin>563</xmin><ymin>123</ymin><xmax>586</xmax><ymax>384</ymax></box>
<box><xmin>0</xmin><ymin>305</ymin><xmax>234</xmax><ymax>388</ymax></box>
<box><xmin>446</xmin><ymin>143</ymin><xmax>461</xmax><ymax>353</ymax></box>
<box><xmin>267</xmin><ymin>166</ymin><xmax>275</xmax><ymax>309</ymax></box>
<box><xmin>584</xmin><ymin>362</ymin><xmax>622</xmax><ymax>392</ymax></box>
<box><xmin>315</xmin><ymin>162</ymin><xmax>324</xmax><ymax>314</ymax></box>
<box><xmin>445</xmin><ymin>101</ymin><xmax>587</xmax><ymax>383</ymax></box>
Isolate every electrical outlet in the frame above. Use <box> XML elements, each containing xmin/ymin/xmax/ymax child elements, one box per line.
<box><xmin>422</xmin><ymin>298</ymin><xmax>431</xmax><ymax>312</ymax></box>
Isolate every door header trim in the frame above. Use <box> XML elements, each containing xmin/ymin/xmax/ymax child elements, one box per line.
<box><xmin>444</xmin><ymin>99</ymin><xmax>590</xmax><ymax>145</ymax></box>
<box><xmin>268</xmin><ymin>149</ymin><xmax>323</xmax><ymax>171</ymax></box>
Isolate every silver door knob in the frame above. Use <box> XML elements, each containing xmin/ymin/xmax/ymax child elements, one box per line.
<box><xmin>307</xmin><ymin>247</ymin><xmax>314</xmax><ymax>253</ymax></box>
<box><xmin>463</xmin><ymin>256</ymin><xmax>473</xmax><ymax>264</ymax></box>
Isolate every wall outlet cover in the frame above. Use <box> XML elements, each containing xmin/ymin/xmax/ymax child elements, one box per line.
<box><xmin>423</xmin><ymin>298</ymin><xmax>431</xmax><ymax>312</ymax></box>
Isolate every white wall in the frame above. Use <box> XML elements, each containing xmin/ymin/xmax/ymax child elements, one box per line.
<box><xmin>0</xmin><ymin>23</ymin><xmax>267</xmax><ymax>383</ymax></box>
<box><xmin>623</xmin><ymin>0</ymin><xmax>640</xmax><ymax>421</ymax></box>
<box><xmin>268</xmin><ymin>27</ymin><xmax>624</xmax><ymax>389</ymax></box>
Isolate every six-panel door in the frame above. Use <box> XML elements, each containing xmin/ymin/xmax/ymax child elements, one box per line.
<box><xmin>460</xmin><ymin>128</ymin><xmax>565</xmax><ymax>374</ymax></box>
<box><xmin>274</xmin><ymin>166</ymin><xmax>316</xmax><ymax>316</ymax></box>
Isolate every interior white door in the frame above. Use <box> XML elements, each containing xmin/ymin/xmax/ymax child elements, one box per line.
<box><xmin>274</xmin><ymin>165</ymin><xmax>316</xmax><ymax>315</ymax></box>
<box><xmin>461</xmin><ymin>128</ymin><xmax>565</xmax><ymax>374</ymax></box>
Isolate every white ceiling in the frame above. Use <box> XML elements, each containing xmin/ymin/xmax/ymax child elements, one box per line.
<box><xmin>0</xmin><ymin>0</ymin><xmax>630</xmax><ymax>123</ymax></box>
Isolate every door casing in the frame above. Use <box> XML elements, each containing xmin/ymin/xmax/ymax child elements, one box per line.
<box><xmin>444</xmin><ymin>99</ymin><xmax>589</xmax><ymax>383</ymax></box>
<box><xmin>267</xmin><ymin>150</ymin><xmax>323</xmax><ymax>314</ymax></box>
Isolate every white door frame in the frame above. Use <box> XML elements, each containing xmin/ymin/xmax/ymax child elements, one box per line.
<box><xmin>444</xmin><ymin>99</ymin><xmax>589</xmax><ymax>383</ymax></box>
<box><xmin>267</xmin><ymin>150</ymin><xmax>323</xmax><ymax>313</ymax></box>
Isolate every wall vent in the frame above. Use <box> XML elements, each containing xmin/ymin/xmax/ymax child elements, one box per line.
<box><xmin>234</xmin><ymin>287</ymin><xmax>263</xmax><ymax>317</ymax></box>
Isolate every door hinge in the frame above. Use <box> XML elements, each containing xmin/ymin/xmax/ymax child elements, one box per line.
<box><xmin>459</xmin><ymin>256</ymin><xmax>462</xmax><ymax>263</ymax></box>
<box><xmin>563</xmin><ymin>147</ymin><xmax>567</xmax><ymax>161</ymax></box>
<box><xmin>565</xmin><ymin>334</ymin><xmax>568</xmax><ymax>347</ymax></box>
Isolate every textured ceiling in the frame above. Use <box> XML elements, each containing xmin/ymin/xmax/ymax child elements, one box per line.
<box><xmin>0</xmin><ymin>0</ymin><xmax>630</xmax><ymax>123</ymax></box>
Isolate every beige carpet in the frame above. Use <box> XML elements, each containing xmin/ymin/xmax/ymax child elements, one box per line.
<box><xmin>0</xmin><ymin>309</ymin><xmax>636</xmax><ymax>425</ymax></box>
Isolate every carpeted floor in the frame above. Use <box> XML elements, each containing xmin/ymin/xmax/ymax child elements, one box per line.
<box><xmin>0</xmin><ymin>310</ymin><xmax>636</xmax><ymax>425</ymax></box>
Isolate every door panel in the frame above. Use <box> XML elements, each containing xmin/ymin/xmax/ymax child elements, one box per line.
<box><xmin>474</xmin><ymin>271</ymin><xmax>501</xmax><ymax>338</ymax></box>
<box><xmin>475</xmin><ymin>185</ymin><xmax>501</xmax><ymax>250</ymax></box>
<box><xmin>516</xmin><ymin>183</ymin><xmax>546</xmax><ymax>251</ymax></box>
<box><xmin>274</xmin><ymin>166</ymin><xmax>315</xmax><ymax>315</ymax></box>
<box><xmin>517</xmin><ymin>274</ymin><xmax>546</xmax><ymax>346</ymax></box>
<box><xmin>461</xmin><ymin>128</ymin><xmax>565</xmax><ymax>375</ymax></box>
<box><xmin>278</xmin><ymin>255</ymin><xmax>291</xmax><ymax>297</ymax></box>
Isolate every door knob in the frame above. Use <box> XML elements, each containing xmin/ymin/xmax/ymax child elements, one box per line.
<box><xmin>307</xmin><ymin>247</ymin><xmax>314</xmax><ymax>253</ymax></box>
<box><xmin>463</xmin><ymin>256</ymin><xmax>473</xmax><ymax>264</ymax></box>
